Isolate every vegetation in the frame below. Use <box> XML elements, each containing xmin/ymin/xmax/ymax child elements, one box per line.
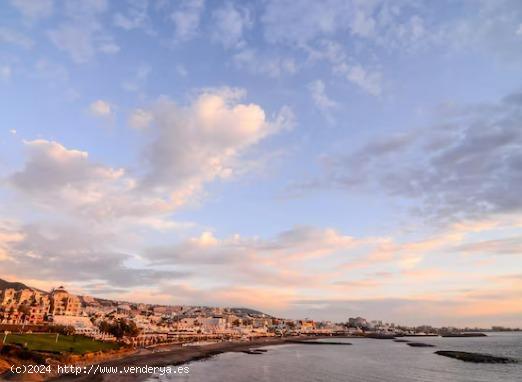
<box><xmin>48</xmin><ymin>325</ymin><xmax>76</xmax><ymax>336</ymax></box>
<box><xmin>98</xmin><ymin>318</ymin><xmax>140</xmax><ymax>339</ymax></box>
<box><xmin>3</xmin><ymin>333</ymin><xmax>118</xmax><ymax>355</ymax></box>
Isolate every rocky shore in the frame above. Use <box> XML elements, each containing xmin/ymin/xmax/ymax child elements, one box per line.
<box><xmin>435</xmin><ymin>350</ymin><xmax>518</xmax><ymax>363</ymax></box>
<box><xmin>42</xmin><ymin>336</ymin><xmax>329</xmax><ymax>382</ymax></box>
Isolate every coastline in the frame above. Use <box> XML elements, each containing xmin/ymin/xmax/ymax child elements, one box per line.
<box><xmin>45</xmin><ymin>336</ymin><xmax>328</xmax><ymax>382</ymax></box>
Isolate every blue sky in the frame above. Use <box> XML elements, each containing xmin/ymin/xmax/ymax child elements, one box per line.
<box><xmin>1</xmin><ymin>0</ymin><xmax>521</xmax><ymax>326</ymax></box>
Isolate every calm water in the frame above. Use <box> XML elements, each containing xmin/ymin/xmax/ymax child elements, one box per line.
<box><xmin>148</xmin><ymin>332</ymin><xmax>522</xmax><ymax>382</ymax></box>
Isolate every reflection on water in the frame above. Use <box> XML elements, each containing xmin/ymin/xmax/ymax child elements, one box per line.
<box><xmin>148</xmin><ymin>332</ymin><xmax>522</xmax><ymax>382</ymax></box>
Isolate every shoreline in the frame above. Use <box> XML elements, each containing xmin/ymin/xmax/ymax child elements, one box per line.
<box><xmin>46</xmin><ymin>336</ymin><xmax>333</xmax><ymax>382</ymax></box>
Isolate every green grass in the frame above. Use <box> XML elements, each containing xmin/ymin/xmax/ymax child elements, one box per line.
<box><xmin>3</xmin><ymin>333</ymin><xmax>118</xmax><ymax>355</ymax></box>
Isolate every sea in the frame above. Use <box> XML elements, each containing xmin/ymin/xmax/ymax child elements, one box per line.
<box><xmin>147</xmin><ymin>332</ymin><xmax>522</xmax><ymax>382</ymax></box>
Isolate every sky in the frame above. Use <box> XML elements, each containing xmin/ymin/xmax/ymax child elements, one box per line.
<box><xmin>0</xmin><ymin>0</ymin><xmax>521</xmax><ymax>327</ymax></box>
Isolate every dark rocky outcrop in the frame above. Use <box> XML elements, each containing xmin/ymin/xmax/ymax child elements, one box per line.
<box><xmin>407</xmin><ymin>342</ymin><xmax>435</xmax><ymax>347</ymax></box>
<box><xmin>440</xmin><ymin>333</ymin><xmax>487</xmax><ymax>337</ymax></box>
<box><xmin>365</xmin><ymin>334</ymin><xmax>396</xmax><ymax>339</ymax></box>
<box><xmin>241</xmin><ymin>350</ymin><xmax>266</xmax><ymax>355</ymax></box>
<box><xmin>435</xmin><ymin>350</ymin><xmax>518</xmax><ymax>363</ymax></box>
<box><xmin>287</xmin><ymin>340</ymin><xmax>352</xmax><ymax>345</ymax></box>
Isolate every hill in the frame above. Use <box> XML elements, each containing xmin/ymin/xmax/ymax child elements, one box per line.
<box><xmin>0</xmin><ymin>278</ymin><xmax>34</xmax><ymax>292</ymax></box>
<box><xmin>231</xmin><ymin>307</ymin><xmax>270</xmax><ymax>317</ymax></box>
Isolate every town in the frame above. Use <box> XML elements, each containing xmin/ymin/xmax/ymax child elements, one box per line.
<box><xmin>2</xmin><ymin>279</ymin><xmax>512</xmax><ymax>349</ymax></box>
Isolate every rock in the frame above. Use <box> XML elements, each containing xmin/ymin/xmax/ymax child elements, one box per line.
<box><xmin>407</xmin><ymin>342</ymin><xmax>435</xmax><ymax>347</ymax></box>
<box><xmin>393</xmin><ymin>339</ymin><xmax>410</xmax><ymax>343</ymax></box>
<box><xmin>365</xmin><ymin>334</ymin><xmax>396</xmax><ymax>339</ymax></box>
<box><xmin>440</xmin><ymin>333</ymin><xmax>487</xmax><ymax>337</ymax></box>
<box><xmin>286</xmin><ymin>340</ymin><xmax>352</xmax><ymax>345</ymax></box>
<box><xmin>435</xmin><ymin>350</ymin><xmax>518</xmax><ymax>363</ymax></box>
<box><xmin>241</xmin><ymin>350</ymin><xmax>265</xmax><ymax>355</ymax></box>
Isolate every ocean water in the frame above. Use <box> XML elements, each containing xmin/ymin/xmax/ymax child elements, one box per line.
<box><xmin>148</xmin><ymin>332</ymin><xmax>522</xmax><ymax>382</ymax></box>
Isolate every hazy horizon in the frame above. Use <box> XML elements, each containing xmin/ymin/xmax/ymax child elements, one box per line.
<box><xmin>1</xmin><ymin>0</ymin><xmax>521</xmax><ymax>328</ymax></box>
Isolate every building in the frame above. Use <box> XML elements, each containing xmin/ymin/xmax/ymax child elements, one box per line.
<box><xmin>49</xmin><ymin>286</ymin><xmax>81</xmax><ymax>316</ymax></box>
<box><xmin>0</xmin><ymin>288</ymin><xmax>16</xmax><ymax>305</ymax></box>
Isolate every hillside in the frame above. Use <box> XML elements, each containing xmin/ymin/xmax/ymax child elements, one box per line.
<box><xmin>0</xmin><ymin>278</ymin><xmax>272</xmax><ymax>318</ymax></box>
<box><xmin>0</xmin><ymin>278</ymin><xmax>33</xmax><ymax>292</ymax></box>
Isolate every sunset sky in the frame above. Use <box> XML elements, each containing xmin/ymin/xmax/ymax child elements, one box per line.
<box><xmin>1</xmin><ymin>0</ymin><xmax>521</xmax><ymax>327</ymax></box>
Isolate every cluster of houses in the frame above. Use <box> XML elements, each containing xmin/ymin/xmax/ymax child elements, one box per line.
<box><xmin>0</xmin><ymin>286</ymin><xmax>81</xmax><ymax>325</ymax></box>
<box><xmin>0</xmin><ymin>285</ymin><xmax>347</xmax><ymax>344</ymax></box>
<box><xmin>1</xmin><ymin>284</ymin><xmax>447</xmax><ymax>346</ymax></box>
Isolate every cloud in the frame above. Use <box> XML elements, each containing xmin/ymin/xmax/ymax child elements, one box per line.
<box><xmin>0</xmin><ymin>27</ymin><xmax>33</xmax><ymax>48</ymax></box>
<box><xmin>0</xmin><ymin>221</ymin><xmax>184</xmax><ymax>288</ymax></box>
<box><xmin>9</xmin><ymin>140</ymin><xmax>124</xmax><ymax>205</ymax></box>
<box><xmin>442</xmin><ymin>0</ymin><xmax>522</xmax><ymax>62</ymax></box>
<box><xmin>308</xmin><ymin>80</ymin><xmax>338</xmax><ymax>121</ymax></box>
<box><xmin>312</xmin><ymin>90</ymin><xmax>522</xmax><ymax>222</ymax></box>
<box><xmin>211</xmin><ymin>2</ymin><xmax>252</xmax><ymax>49</ymax></box>
<box><xmin>144</xmin><ymin>226</ymin><xmax>361</xmax><ymax>294</ymax></box>
<box><xmin>136</xmin><ymin>88</ymin><xmax>293</xmax><ymax>205</ymax></box>
<box><xmin>113</xmin><ymin>0</ymin><xmax>150</xmax><ymax>31</ymax></box>
<box><xmin>89</xmin><ymin>99</ymin><xmax>112</xmax><ymax>117</ymax></box>
<box><xmin>121</xmin><ymin>64</ymin><xmax>150</xmax><ymax>92</ymax></box>
<box><xmin>7</xmin><ymin>88</ymin><xmax>291</xmax><ymax>222</ymax></box>
<box><xmin>170</xmin><ymin>0</ymin><xmax>205</xmax><ymax>41</ymax></box>
<box><xmin>262</xmin><ymin>0</ymin><xmax>349</xmax><ymax>45</ymax></box>
<box><xmin>233</xmin><ymin>49</ymin><xmax>297</xmax><ymax>77</ymax></box>
<box><xmin>47</xmin><ymin>0</ymin><xmax>118</xmax><ymax>63</ymax></box>
<box><xmin>334</xmin><ymin>63</ymin><xmax>382</xmax><ymax>96</ymax></box>
<box><xmin>9</xmin><ymin>0</ymin><xmax>53</xmax><ymax>20</ymax></box>
<box><xmin>457</xmin><ymin>236</ymin><xmax>522</xmax><ymax>256</ymax></box>
<box><xmin>48</xmin><ymin>23</ymin><xmax>119</xmax><ymax>63</ymax></box>
<box><xmin>261</xmin><ymin>0</ymin><xmax>427</xmax><ymax>50</ymax></box>
<box><xmin>146</xmin><ymin>226</ymin><xmax>358</xmax><ymax>266</ymax></box>
<box><xmin>286</xmin><ymin>294</ymin><xmax>522</xmax><ymax>326</ymax></box>
<box><xmin>344</xmin><ymin>65</ymin><xmax>382</xmax><ymax>96</ymax></box>
<box><xmin>6</xmin><ymin>139</ymin><xmax>181</xmax><ymax>226</ymax></box>
<box><xmin>48</xmin><ymin>24</ymin><xmax>97</xmax><ymax>63</ymax></box>
<box><xmin>128</xmin><ymin>108</ymin><xmax>153</xmax><ymax>129</ymax></box>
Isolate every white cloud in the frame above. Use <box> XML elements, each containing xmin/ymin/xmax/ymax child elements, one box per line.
<box><xmin>212</xmin><ymin>2</ymin><xmax>252</xmax><ymax>49</ymax></box>
<box><xmin>128</xmin><ymin>108</ymin><xmax>153</xmax><ymax>129</ymax></box>
<box><xmin>113</xmin><ymin>0</ymin><xmax>150</xmax><ymax>31</ymax></box>
<box><xmin>122</xmin><ymin>65</ymin><xmax>150</xmax><ymax>92</ymax></box>
<box><xmin>308</xmin><ymin>80</ymin><xmax>338</xmax><ymax>121</ymax></box>
<box><xmin>262</xmin><ymin>0</ymin><xmax>349</xmax><ymax>45</ymax></box>
<box><xmin>171</xmin><ymin>0</ymin><xmax>205</xmax><ymax>41</ymax></box>
<box><xmin>47</xmin><ymin>0</ymin><xmax>117</xmax><ymax>63</ymax></box>
<box><xmin>316</xmin><ymin>91</ymin><xmax>522</xmax><ymax>221</ymax></box>
<box><xmin>9</xmin><ymin>0</ymin><xmax>53</xmax><ymax>20</ymax></box>
<box><xmin>351</xmin><ymin>8</ymin><xmax>376</xmax><ymax>37</ymax></box>
<box><xmin>7</xmin><ymin>139</ymin><xmax>172</xmax><ymax>223</ymax></box>
<box><xmin>89</xmin><ymin>100</ymin><xmax>112</xmax><ymax>117</ymax></box>
<box><xmin>336</xmin><ymin>64</ymin><xmax>382</xmax><ymax>96</ymax></box>
<box><xmin>233</xmin><ymin>49</ymin><xmax>297</xmax><ymax>77</ymax></box>
<box><xmin>48</xmin><ymin>24</ymin><xmax>95</xmax><ymax>63</ymax></box>
<box><xmin>138</xmin><ymin>88</ymin><xmax>293</xmax><ymax>205</ymax></box>
<box><xmin>8</xmin><ymin>89</ymin><xmax>292</xmax><ymax>221</ymax></box>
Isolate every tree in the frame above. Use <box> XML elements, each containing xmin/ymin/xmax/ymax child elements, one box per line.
<box><xmin>98</xmin><ymin>318</ymin><xmax>140</xmax><ymax>339</ymax></box>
